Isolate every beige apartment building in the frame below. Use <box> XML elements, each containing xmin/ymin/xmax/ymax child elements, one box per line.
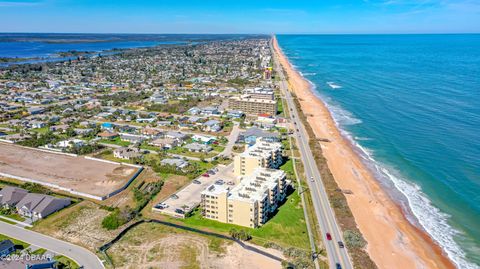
<box><xmin>234</xmin><ymin>138</ymin><xmax>283</xmax><ymax>176</ymax></box>
<box><xmin>243</xmin><ymin>87</ymin><xmax>275</xmax><ymax>100</ymax></box>
<box><xmin>228</xmin><ymin>95</ymin><xmax>277</xmax><ymax>116</ymax></box>
<box><xmin>201</xmin><ymin>168</ymin><xmax>287</xmax><ymax>228</ymax></box>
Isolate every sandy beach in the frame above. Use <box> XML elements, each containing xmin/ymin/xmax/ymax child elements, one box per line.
<box><xmin>273</xmin><ymin>36</ymin><xmax>455</xmax><ymax>269</ymax></box>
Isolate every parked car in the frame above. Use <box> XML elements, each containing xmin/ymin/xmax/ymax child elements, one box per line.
<box><xmin>192</xmin><ymin>179</ymin><xmax>201</xmax><ymax>184</ymax></box>
<box><xmin>154</xmin><ymin>203</ymin><xmax>168</xmax><ymax>209</ymax></box>
<box><xmin>326</xmin><ymin>233</ymin><xmax>332</xmax><ymax>241</ymax></box>
<box><xmin>175</xmin><ymin>208</ymin><xmax>185</xmax><ymax>214</ymax></box>
<box><xmin>338</xmin><ymin>241</ymin><xmax>345</xmax><ymax>248</ymax></box>
<box><xmin>171</xmin><ymin>194</ymin><xmax>179</xmax><ymax>199</ymax></box>
<box><xmin>202</xmin><ymin>173</ymin><xmax>210</xmax><ymax>177</ymax></box>
<box><xmin>215</xmin><ymin>179</ymin><xmax>224</xmax><ymax>185</ymax></box>
<box><xmin>227</xmin><ymin>181</ymin><xmax>235</xmax><ymax>186</ymax></box>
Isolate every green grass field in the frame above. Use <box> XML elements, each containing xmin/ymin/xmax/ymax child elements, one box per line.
<box><xmin>280</xmin><ymin>158</ymin><xmax>295</xmax><ymax>177</ymax></box>
<box><xmin>98</xmin><ymin>137</ymin><xmax>131</xmax><ymax>147</ymax></box>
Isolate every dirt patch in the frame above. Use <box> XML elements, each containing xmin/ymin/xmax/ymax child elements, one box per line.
<box><xmin>0</xmin><ymin>143</ymin><xmax>138</xmax><ymax>197</ymax></box>
<box><xmin>101</xmin><ymin>168</ymin><xmax>161</xmax><ymax>209</ymax></box>
<box><xmin>33</xmin><ymin>201</ymin><xmax>119</xmax><ymax>251</ymax></box>
<box><xmin>107</xmin><ymin>222</ymin><xmax>282</xmax><ymax>269</ymax></box>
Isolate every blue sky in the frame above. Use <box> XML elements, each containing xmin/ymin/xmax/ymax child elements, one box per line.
<box><xmin>0</xmin><ymin>0</ymin><xmax>479</xmax><ymax>33</ymax></box>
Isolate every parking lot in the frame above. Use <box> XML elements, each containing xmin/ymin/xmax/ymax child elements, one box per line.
<box><xmin>153</xmin><ymin>162</ymin><xmax>237</xmax><ymax>218</ymax></box>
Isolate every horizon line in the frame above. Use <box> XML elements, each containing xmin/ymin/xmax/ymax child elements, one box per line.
<box><xmin>0</xmin><ymin>31</ymin><xmax>479</xmax><ymax>36</ymax></box>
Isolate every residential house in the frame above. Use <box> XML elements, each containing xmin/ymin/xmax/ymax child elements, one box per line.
<box><xmin>113</xmin><ymin>147</ymin><xmax>142</xmax><ymax>160</ymax></box>
<box><xmin>0</xmin><ymin>240</ymin><xmax>15</xmax><ymax>257</ymax></box>
<box><xmin>187</xmin><ymin>107</ymin><xmax>201</xmax><ymax>115</ymax></box>
<box><xmin>141</xmin><ymin>127</ymin><xmax>161</xmax><ymax>138</ymax></box>
<box><xmin>0</xmin><ymin>186</ymin><xmax>28</xmax><ymax>208</ymax></box>
<box><xmin>101</xmin><ymin>122</ymin><xmax>114</xmax><ymax>131</ymax></box>
<box><xmin>29</xmin><ymin>120</ymin><xmax>46</xmax><ymax>129</ymax></box>
<box><xmin>184</xmin><ymin>142</ymin><xmax>212</xmax><ymax>153</ymax></box>
<box><xmin>149</xmin><ymin>137</ymin><xmax>178</xmax><ymax>149</ymax></box>
<box><xmin>227</xmin><ymin>110</ymin><xmax>244</xmax><ymax>118</ymax></box>
<box><xmin>50</xmin><ymin>124</ymin><xmax>70</xmax><ymax>133</ymax></box>
<box><xmin>201</xmin><ymin>106</ymin><xmax>220</xmax><ymax>116</ymax></box>
<box><xmin>238</xmin><ymin>127</ymin><xmax>280</xmax><ymax>145</ymax></box>
<box><xmin>16</xmin><ymin>193</ymin><xmax>71</xmax><ymax>219</ymax></box>
<box><xmin>27</xmin><ymin>107</ymin><xmax>45</xmax><ymax>115</ymax></box>
<box><xmin>164</xmin><ymin>131</ymin><xmax>189</xmax><ymax>143</ymax></box>
<box><xmin>203</xmin><ymin>120</ymin><xmax>222</xmax><ymax>132</ymax></box>
<box><xmin>55</xmin><ymin>139</ymin><xmax>85</xmax><ymax>149</ymax></box>
<box><xmin>192</xmin><ymin>134</ymin><xmax>216</xmax><ymax>144</ymax></box>
<box><xmin>74</xmin><ymin>128</ymin><xmax>94</xmax><ymax>136</ymax></box>
<box><xmin>120</xmin><ymin>133</ymin><xmax>147</xmax><ymax>144</ymax></box>
<box><xmin>160</xmin><ymin>158</ymin><xmax>189</xmax><ymax>169</ymax></box>
<box><xmin>97</xmin><ymin>131</ymin><xmax>119</xmax><ymax>140</ymax></box>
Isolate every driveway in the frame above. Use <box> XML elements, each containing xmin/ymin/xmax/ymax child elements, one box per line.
<box><xmin>219</xmin><ymin>122</ymin><xmax>240</xmax><ymax>158</ymax></box>
<box><xmin>0</xmin><ymin>221</ymin><xmax>104</xmax><ymax>269</ymax></box>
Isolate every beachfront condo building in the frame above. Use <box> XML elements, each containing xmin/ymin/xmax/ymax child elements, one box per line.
<box><xmin>233</xmin><ymin>138</ymin><xmax>283</xmax><ymax>176</ymax></box>
<box><xmin>201</xmin><ymin>168</ymin><xmax>287</xmax><ymax>228</ymax></box>
<box><xmin>243</xmin><ymin>87</ymin><xmax>275</xmax><ymax>100</ymax></box>
<box><xmin>228</xmin><ymin>95</ymin><xmax>277</xmax><ymax>116</ymax></box>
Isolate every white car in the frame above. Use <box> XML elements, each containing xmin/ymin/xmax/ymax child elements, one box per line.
<box><xmin>310</xmin><ymin>176</ymin><xmax>314</xmax><ymax>182</ymax></box>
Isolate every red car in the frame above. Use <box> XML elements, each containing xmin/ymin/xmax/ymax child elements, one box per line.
<box><xmin>202</xmin><ymin>173</ymin><xmax>210</xmax><ymax>177</ymax></box>
<box><xmin>326</xmin><ymin>233</ymin><xmax>332</xmax><ymax>241</ymax></box>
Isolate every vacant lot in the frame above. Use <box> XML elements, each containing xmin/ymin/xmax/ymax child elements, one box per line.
<box><xmin>107</xmin><ymin>222</ymin><xmax>283</xmax><ymax>269</ymax></box>
<box><xmin>33</xmin><ymin>201</ymin><xmax>119</xmax><ymax>251</ymax></box>
<box><xmin>0</xmin><ymin>143</ymin><xmax>138</xmax><ymax>198</ymax></box>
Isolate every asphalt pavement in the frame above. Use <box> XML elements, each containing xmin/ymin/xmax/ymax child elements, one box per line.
<box><xmin>0</xmin><ymin>221</ymin><xmax>104</xmax><ymax>269</ymax></box>
<box><xmin>272</xmin><ymin>38</ymin><xmax>353</xmax><ymax>269</ymax></box>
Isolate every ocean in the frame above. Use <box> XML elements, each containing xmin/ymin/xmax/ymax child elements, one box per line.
<box><xmin>277</xmin><ymin>34</ymin><xmax>480</xmax><ymax>268</ymax></box>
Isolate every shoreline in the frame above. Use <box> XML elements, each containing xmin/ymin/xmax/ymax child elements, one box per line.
<box><xmin>273</xmin><ymin>36</ymin><xmax>456</xmax><ymax>269</ymax></box>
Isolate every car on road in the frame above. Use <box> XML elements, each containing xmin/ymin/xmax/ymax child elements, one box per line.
<box><xmin>326</xmin><ymin>232</ymin><xmax>332</xmax><ymax>240</ymax></box>
<box><xmin>192</xmin><ymin>179</ymin><xmax>201</xmax><ymax>184</ymax></box>
<box><xmin>202</xmin><ymin>173</ymin><xmax>210</xmax><ymax>177</ymax></box>
<box><xmin>310</xmin><ymin>176</ymin><xmax>314</xmax><ymax>182</ymax></box>
<box><xmin>336</xmin><ymin>263</ymin><xmax>342</xmax><ymax>269</ymax></box>
<box><xmin>171</xmin><ymin>194</ymin><xmax>179</xmax><ymax>199</ymax></box>
<box><xmin>338</xmin><ymin>241</ymin><xmax>345</xmax><ymax>248</ymax></box>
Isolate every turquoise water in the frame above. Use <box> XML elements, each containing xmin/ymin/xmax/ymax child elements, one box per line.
<box><xmin>277</xmin><ymin>34</ymin><xmax>480</xmax><ymax>268</ymax></box>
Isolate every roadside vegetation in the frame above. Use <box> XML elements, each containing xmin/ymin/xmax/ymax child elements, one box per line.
<box><xmin>102</xmin><ymin>179</ymin><xmax>164</xmax><ymax>230</ymax></box>
<box><xmin>292</xmin><ymin>94</ymin><xmax>377</xmax><ymax>269</ymax></box>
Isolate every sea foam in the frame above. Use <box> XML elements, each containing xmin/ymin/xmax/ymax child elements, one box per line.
<box><xmin>323</xmin><ymin>99</ymin><xmax>479</xmax><ymax>269</ymax></box>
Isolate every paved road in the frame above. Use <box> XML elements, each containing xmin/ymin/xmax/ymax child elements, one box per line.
<box><xmin>0</xmin><ymin>221</ymin><xmax>104</xmax><ymax>269</ymax></box>
<box><xmin>272</xmin><ymin>38</ymin><xmax>353</xmax><ymax>269</ymax></box>
<box><xmin>219</xmin><ymin>122</ymin><xmax>240</xmax><ymax>158</ymax></box>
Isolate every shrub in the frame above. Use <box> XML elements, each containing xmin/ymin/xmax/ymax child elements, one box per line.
<box><xmin>101</xmin><ymin>207</ymin><xmax>133</xmax><ymax>230</ymax></box>
<box><xmin>23</xmin><ymin>182</ymin><xmax>51</xmax><ymax>195</ymax></box>
<box><xmin>229</xmin><ymin>228</ymin><xmax>252</xmax><ymax>241</ymax></box>
<box><xmin>343</xmin><ymin>229</ymin><xmax>366</xmax><ymax>249</ymax></box>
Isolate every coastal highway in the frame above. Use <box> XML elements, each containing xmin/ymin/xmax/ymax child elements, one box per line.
<box><xmin>272</xmin><ymin>39</ymin><xmax>353</xmax><ymax>269</ymax></box>
<box><xmin>0</xmin><ymin>221</ymin><xmax>104</xmax><ymax>269</ymax></box>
